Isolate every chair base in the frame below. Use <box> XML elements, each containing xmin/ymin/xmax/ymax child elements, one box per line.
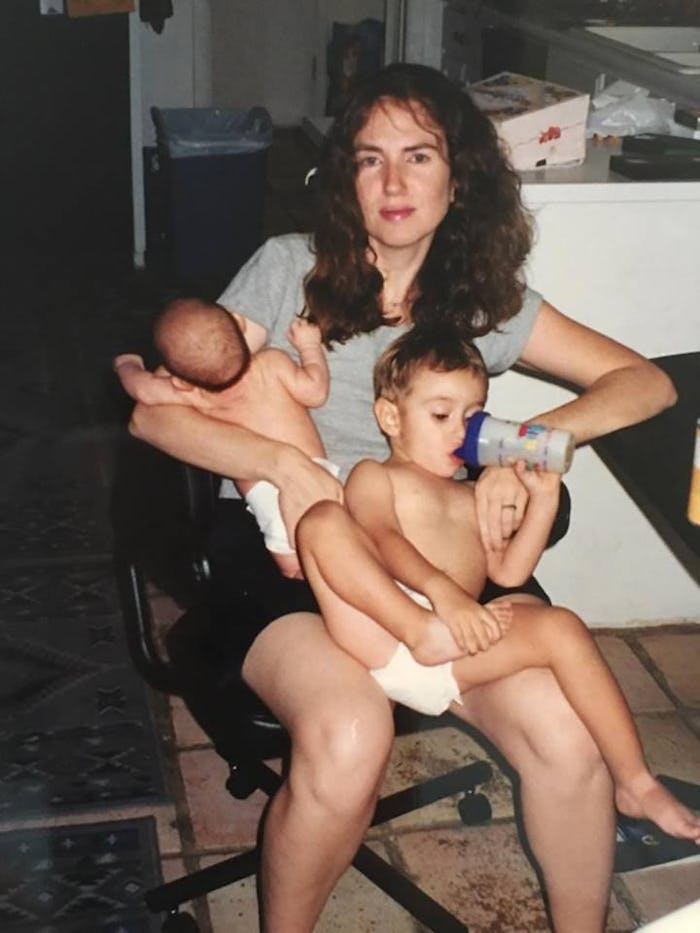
<box><xmin>145</xmin><ymin>759</ymin><xmax>492</xmax><ymax>932</ymax></box>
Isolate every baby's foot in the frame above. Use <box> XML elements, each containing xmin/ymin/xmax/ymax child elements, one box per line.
<box><xmin>616</xmin><ymin>775</ymin><xmax>700</xmax><ymax>842</ymax></box>
<box><xmin>411</xmin><ymin>615</ymin><xmax>464</xmax><ymax>666</ymax></box>
<box><xmin>271</xmin><ymin>551</ymin><xmax>304</xmax><ymax>580</ymax></box>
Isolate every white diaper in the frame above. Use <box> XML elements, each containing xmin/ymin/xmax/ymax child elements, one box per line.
<box><xmin>244</xmin><ymin>457</ymin><xmax>341</xmax><ymax>555</ymax></box>
<box><xmin>370</xmin><ymin>582</ymin><xmax>463</xmax><ymax>716</ymax></box>
<box><xmin>370</xmin><ymin>643</ymin><xmax>462</xmax><ymax>716</ymax></box>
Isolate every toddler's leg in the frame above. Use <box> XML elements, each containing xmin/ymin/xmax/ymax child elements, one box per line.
<box><xmin>296</xmin><ymin>500</ymin><xmax>432</xmax><ymax>668</ymax></box>
<box><xmin>450</xmin><ymin>604</ymin><xmax>700</xmax><ymax>843</ymax></box>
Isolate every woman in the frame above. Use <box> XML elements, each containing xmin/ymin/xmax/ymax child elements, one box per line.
<box><xmin>130</xmin><ymin>65</ymin><xmax>676</xmax><ymax>932</ymax></box>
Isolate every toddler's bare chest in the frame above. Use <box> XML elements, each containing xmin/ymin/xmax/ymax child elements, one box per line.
<box><xmin>393</xmin><ymin>477</ymin><xmax>482</xmax><ymax>575</ymax></box>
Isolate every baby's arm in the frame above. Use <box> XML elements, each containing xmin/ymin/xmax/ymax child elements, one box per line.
<box><xmin>114</xmin><ymin>354</ymin><xmax>194</xmax><ymax>407</ymax></box>
<box><xmin>275</xmin><ymin>319</ymin><xmax>329</xmax><ymax>408</ymax></box>
<box><xmin>485</xmin><ymin>461</ymin><xmax>561</xmax><ymax>586</ymax></box>
<box><xmin>346</xmin><ymin>461</ymin><xmax>507</xmax><ymax>657</ymax></box>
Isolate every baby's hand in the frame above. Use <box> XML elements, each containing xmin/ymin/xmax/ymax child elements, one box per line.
<box><xmin>514</xmin><ymin>460</ymin><xmax>561</xmax><ymax>499</ymax></box>
<box><xmin>287</xmin><ymin>318</ymin><xmax>322</xmax><ymax>350</ymax></box>
<box><xmin>113</xmin><ymin>352</ymin><xmax>145</xmax><ymax>372</ymax></box>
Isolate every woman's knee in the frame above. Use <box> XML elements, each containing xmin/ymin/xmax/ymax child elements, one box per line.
<box><xmin>532</xmin><ymin>604</ymin><xmax>587</xmax><ymax>642</ymax></box>
<box><xmin>525</xmin><ymin>605</ymin><xmax>592</xmax><ymax>665</ymax></box>
<box><xmin>289</xmin><ymin>696</ymin><xmax>395</xmax><ymax>815</ymax></box>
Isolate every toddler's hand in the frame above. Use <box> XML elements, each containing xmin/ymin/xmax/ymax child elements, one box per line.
<box><xmin>287</xmin><ymin>318</ymin><xmax>322</xmax><ymax>350</ymax></box>
<box><xmin>514</xmin><ymin>460</ymin><xmax>561</xmax><ymax>499</ymax></box>
<box><xmin>430</xmin><ymin>593</ymin><xmax>506</xmax><ymax>657</ymax></box>
<box><xmin>410</xmin><ymin>599</ymin><xmax>507</xmax><ymax>666</ymax></box>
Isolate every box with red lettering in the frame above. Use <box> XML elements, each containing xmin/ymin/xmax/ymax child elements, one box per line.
<box><xmin>468</xmin><ymin>72</ymin><xmax>590</xmax><ymax>171</ymax></box>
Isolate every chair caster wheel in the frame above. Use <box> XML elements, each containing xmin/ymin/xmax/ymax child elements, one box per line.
<box><xmin>162</xmin><ymin>911</ymin><xmax>199</xmax><ymax>933</ymax></box>
<box><xmin>226</xmin><ymin>766</ymin><xmax>257</xmax><ymax>799</ymax></box>
<box><xmin>458</xmin><ymin>792</ymin><xmax>491</xmax><ymax>825</ymax></box>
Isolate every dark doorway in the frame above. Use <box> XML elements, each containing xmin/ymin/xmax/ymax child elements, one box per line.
<box><xmin>0</xmin><ymin>3</ymin><xmax>132</xmax><ymax>260</ymax></box>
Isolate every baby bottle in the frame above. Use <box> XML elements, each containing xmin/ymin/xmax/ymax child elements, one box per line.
<box><xmin>455</xmin><ymin>411</ymin><xmax>575</xmax><ymax>474</ymax></box>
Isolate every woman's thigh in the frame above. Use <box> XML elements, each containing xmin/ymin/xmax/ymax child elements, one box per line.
<box><xmin>242</xmin><ymin>612</ymin><xmax>396</xmax><ymax>779</ymax></box>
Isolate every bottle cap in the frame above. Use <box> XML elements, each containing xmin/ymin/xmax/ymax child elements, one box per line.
<box><xmin>455</xmin><ymin>410</ymin><xmax>489</xmax><ymax>466</ymax></box>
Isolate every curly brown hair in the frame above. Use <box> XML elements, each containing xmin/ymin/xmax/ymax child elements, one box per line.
<box><xmin>305</xmin><ymin>63</ymin><xmax>532</xmax><ymax>347</ymax></box>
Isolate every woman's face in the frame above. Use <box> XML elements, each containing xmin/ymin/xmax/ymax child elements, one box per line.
<box><xmin>353</xmin><ymin>99</ymin><xmax>453</xmax><ymax>259</ymax></box>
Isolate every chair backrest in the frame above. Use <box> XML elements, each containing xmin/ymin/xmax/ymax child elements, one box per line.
<box><xmin>111</xmin><ymin>432</ymin><xmax>287</xmax><ymax>764</ymax></box>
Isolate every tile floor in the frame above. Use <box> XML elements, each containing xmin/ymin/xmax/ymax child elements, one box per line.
<box><xmin>147</xmin><ymin>620</ymin><xmax>700</xmax><ymax>932</ymax></box>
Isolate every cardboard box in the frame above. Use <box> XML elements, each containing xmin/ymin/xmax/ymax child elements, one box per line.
<box><xmin>468</xmin><ymin>72</ymin><xmax>590</xmax><ymax>171</ymax></box>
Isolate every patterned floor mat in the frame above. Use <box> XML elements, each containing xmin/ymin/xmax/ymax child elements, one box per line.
<box><xmin>0</xmin><ymin>817</ymin><xmax>162</xmax><ymax>932</ymax></box>
<box><xmin>0</xmin><ymin>561</ymin><xmax>166</xmax><ymax>818</ymax></box>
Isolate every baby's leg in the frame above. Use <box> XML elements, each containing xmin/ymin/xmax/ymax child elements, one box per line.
<box><xmin>451</xmin><ymin>604</ymin><xmax>700</xmax><ymax>843</ymax></box>
<box><xmin>270</xmin><ymin>551</ymin><xmax>305</xmax><ymax>580</ymax></box>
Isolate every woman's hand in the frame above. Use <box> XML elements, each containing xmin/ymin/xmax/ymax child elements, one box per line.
<box><xmin>275</xmin><ymin>447</ymin><xmax>344</xmax><ymax>550</ymax></box>
<box><xmin>475</xmin><ymin>465</ymin><xmax>529</xmax><ymax>552</ymax></box>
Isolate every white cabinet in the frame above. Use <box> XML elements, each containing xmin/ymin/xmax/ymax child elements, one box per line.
<box><xmin>487</xmin><ymin>160</ymin><xmax>700</xmax><ymax>624</ymax></box>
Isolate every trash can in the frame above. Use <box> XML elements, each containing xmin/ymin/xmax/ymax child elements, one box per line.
<box><xmin>151</xmin><ymin>106</ymin><xmax>273</xmax><ymax>290</ymax></box>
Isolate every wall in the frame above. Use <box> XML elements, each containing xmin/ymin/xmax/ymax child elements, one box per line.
<box><xmin>129</xmin><ymin>1</ymin><xmax>213</xmax><ymax>264</ymax></box>
<box><xmin>208</xmin><ymin>0</ymin><xmax>317</xmax><ymax>125</ymax></box>
<box><xmin>208</xmin><ymin>0</ymin><xmax>385</xmax><ymax>124</ymax></box>
<box><xmin>137</xmin><ymin>0</ymin><xmax>212</xmax><ymax>146</ymax></box>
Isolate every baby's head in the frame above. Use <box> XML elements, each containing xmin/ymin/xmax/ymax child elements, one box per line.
<box><xmin>373</xmin><ymin>325</ymin><xmax>488</xmax><ymax>474</ymax></box>
<box><xmin>154</xmin><ymin>298</ymin><xmax>250</xmax><ymax>392</ymax></box>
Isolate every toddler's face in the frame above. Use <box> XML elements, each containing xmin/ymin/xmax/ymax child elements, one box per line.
<box><xmin>393</xmin><ymin>366</ymin><xmax>487</xmax><ymax>477</ymax></box>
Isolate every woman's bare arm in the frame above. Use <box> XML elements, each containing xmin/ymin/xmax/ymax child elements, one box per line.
<box><xmin>518</xmin><ymin>300</ymin><xmax>677</xmax><ymax>441</ymax></box>
<box><xmin>475</xmin><ymin>299</ymin><xmax>677</xmax><ymax>551</ymax></box>
<box><xmin>131</xmin><ymin>402</ymin><xmax>341</xmax><ymax>523</ymax></box>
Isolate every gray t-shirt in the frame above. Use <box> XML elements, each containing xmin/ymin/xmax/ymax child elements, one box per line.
<box><xmin>218</xmin><ymin>233</ymin><xmax>542</xmax><ymax>488</ymax></box>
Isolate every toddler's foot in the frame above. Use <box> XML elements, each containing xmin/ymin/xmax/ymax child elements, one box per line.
<box><xmin>616</xmin><ymin>775</ymin><xmax>700</xmax><ymax>842</ymax></box>
<box><xmin>410</xmin><ymin>615</ymin><xmax>464</xmax><ymax>666</ymax></box>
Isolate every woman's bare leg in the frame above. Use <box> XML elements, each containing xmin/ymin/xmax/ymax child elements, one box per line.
<box><xmin>242</xmin><ymin>612</ymin><xmax>395</xmax><ymax>933</ymax></box>
<box><xmin>451</xmin><ymin>605</ymin><xmax>700</xmax><ymax>842</ymax></box>
<box><xmin>454</xmin><ymin>666</ymin><xmax>616</xmax><ymax>933</ymax></box>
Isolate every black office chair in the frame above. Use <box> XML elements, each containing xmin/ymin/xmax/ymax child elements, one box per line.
<box><xmin>112</xmin><ymin>433</ymin><xmax>570</xmax><ymax>933</ymax></box>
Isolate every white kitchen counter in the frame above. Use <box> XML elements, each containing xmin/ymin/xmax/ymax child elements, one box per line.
<box><xmin>521</xmin><ymin>139</ymin><xmax>700</xmax><ymax>203</ymax></box>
